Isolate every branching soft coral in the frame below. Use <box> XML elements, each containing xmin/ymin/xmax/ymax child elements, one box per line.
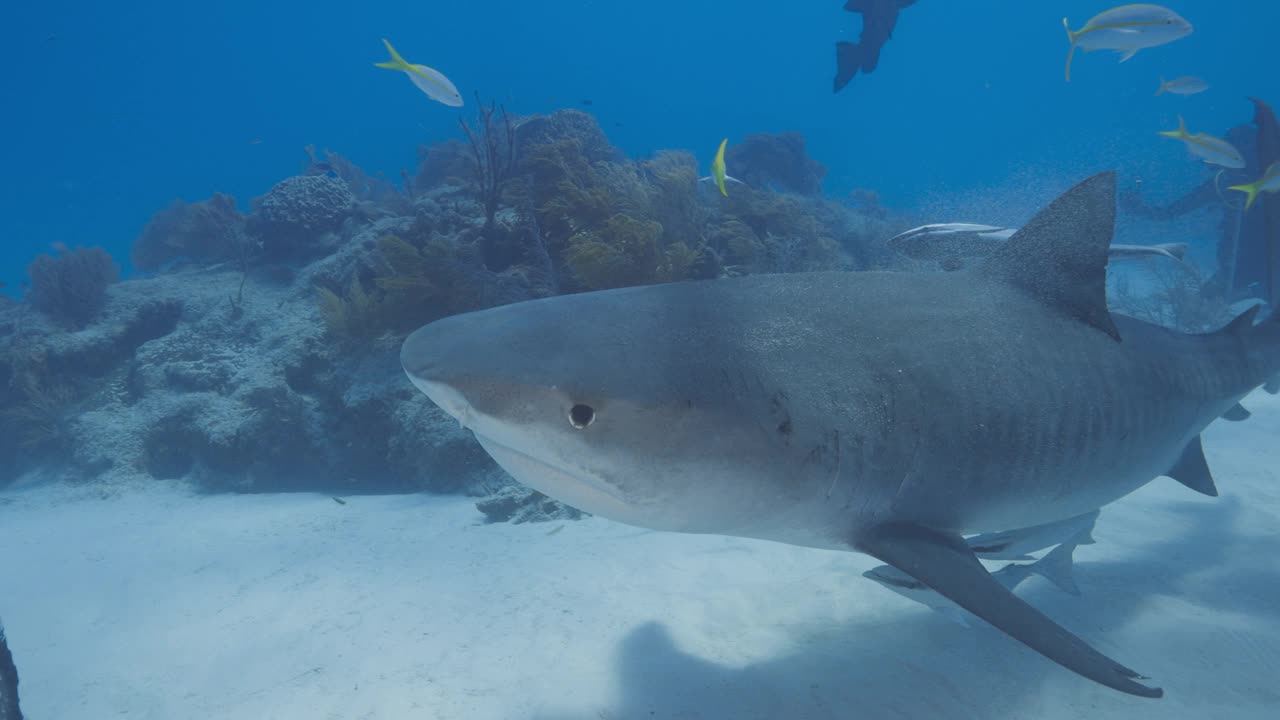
<box><xmin>26</xmin><ymin>244</ymin><xmax>120</xmax><ymax>327</ymax></box>
<box><xmin>132</xmin><ymin>193</ymin><xmax>248</xmax><ymax>272</ymax></box>
<box><xmin>510</xmin><ymin>138</ymin><xmax>612</xmax><ymax>243</ymax></box>
<box><xmin>459</xmin><ymin>99</ymin><xmax>518</xmax><ymax>230</ymax></box>
<box><xmin>639</xmin><ymin>151</ymin><xmax>706</xmax><ymax>248</ymax></box>
<box><xmin>316</xmin><ymin>275</ymin><xmax>385</xmax><ymax>342</ymax></box>
<box><xmin>565</xmin><ymin>214</ymin><xmax>662</xmax><ymax>290</ymax></box>
<box><xmin>1</xmin><ymin>357</ymin><xmax>76</xmax><ymax>451</ymax></box>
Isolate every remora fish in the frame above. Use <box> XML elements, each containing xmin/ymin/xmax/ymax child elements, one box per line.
<box><xmin>866</xmin><ymin>535</ymin><xmax>1088</xmax><ymax>626</ymax></box>
<box><xmin>402</xmin><ymin>172</ymin><xmax>1280</xmax><ymax>697</ymax></box>
<box><xmin>887</xmin><ymin>223</ymin><xmax>1188</xmax><ymax>264</ymax></box>
<box><xmin>886</xmin><ymin>224</ymin><xmax>1013</xmax><ymax>261</ymax></box>
<box><xmin>0</xmin><ymin>622</ymin><xmax>22</xmax><ymax>720</ymax></box>
<box><xmin>966</xmin><ymin>510</ymin><xmax>1099</xmax><ymax>561</ymax></box>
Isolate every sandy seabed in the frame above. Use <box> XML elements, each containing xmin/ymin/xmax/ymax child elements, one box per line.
<box><xmin>2</xmin><ymin>391</ymin><xmax>1278</xmax><ymax>720</ymax></box>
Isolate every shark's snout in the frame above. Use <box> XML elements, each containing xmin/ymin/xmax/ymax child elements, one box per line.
<box><xmin>400</xmin><ymin>318</ymin><xmax>478</xmax><ymax>424</ymax></box>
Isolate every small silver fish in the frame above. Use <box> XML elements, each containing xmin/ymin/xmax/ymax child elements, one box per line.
<box><xmin>1156</xmin><ymin>76</ymin><xmax>1209</xmax><ymax>96</ymax></box>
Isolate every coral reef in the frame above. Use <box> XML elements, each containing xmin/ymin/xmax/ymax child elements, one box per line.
<box><xmin>724</xmin><ymin>131</ymin><xmax>827</xmax><ymax>196</ymax></box>
<box><xmin>514</xmin><ymin>109</ymin><xmax>619</xmax><ymax>165</ymax></box>
<box><xmin>25</xmin><ymin>245</ymin><xmax>120</xmax><ymax>328</ymax></box>
<box><xmin>132</xmin><ymin>193</ymin><xmax>248</xmax><ymax>271</ymax></box>
<box><xmin>414</xmin><ymin>139</ymin><xmax>474</xmax><ymax>192</ymax></box>
<box><xmin>4</xmin><ymin>108</ymin><xmax>904</xmax><ymax>522</ymax></box>
<box><xmin>306</xmin><ymin>145</ymin><xmax>409</xmax><ymax>215</ymax></box>
<box><xmin>246</xmin><ymin>175</ymin><xmax>357</xmax><ymax>260</ymax></box>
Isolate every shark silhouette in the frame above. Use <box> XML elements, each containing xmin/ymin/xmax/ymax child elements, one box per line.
<box><xmin>834</xmin><ymin>0</ymin><xmax>919</xmax><ymax>92</ymax></box>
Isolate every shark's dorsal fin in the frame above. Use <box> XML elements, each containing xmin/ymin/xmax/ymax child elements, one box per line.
<box><xmin>980</xmin><ymin>172</ymin><xmax>1120</xmax><ymax>341</ymax></box>
<box><xmin>1168</xmin><ymin>435</ymin><xmax>1218</xmax><ymax>496</ymax></box>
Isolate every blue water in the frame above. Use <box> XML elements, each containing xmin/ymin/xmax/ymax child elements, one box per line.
<box><xmin>1</xmin><ymin>1</ymin><xmax>1275</xmax><ymax>290</ymax></box>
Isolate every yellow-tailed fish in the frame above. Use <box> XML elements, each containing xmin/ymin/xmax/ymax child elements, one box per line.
<box><xmin>375</xmin><ymin>39</ymin><xmax>463</xmax><ymax>107</ymax></box>
<box><xmin>1155</xmin><ymin>75</ymin><xmax>1209</xmax><ymax>96</ymax></box>
<box><xmin>1158</xmin><ymin>115</ymin><xmax>1245</xmax><ymax>169</ymax></box>
<box><xmin>1229</xmin><ymin>161</ymin><xmax>1280</xmax><ymax>210</ymax></box>
<box><xmin>711</xmin><ymin>138</ymin><xmax>729</xmax><ymax>197</ymax></box>
<box><xmin>1063</xmin><ymin>5</ymin><xmax>1192</xmax><ymax>82</ymax></box>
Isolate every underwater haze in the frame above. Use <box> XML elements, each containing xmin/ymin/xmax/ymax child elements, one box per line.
<box><xmin>3</xmin><ymin>1</ymin><xmax>1280</xmax><ymax>718</ymax></box>
<box><xmin>2</xmin><ymin>0</ymin><xmax>1278</xmax><ymax>283</ymax></box>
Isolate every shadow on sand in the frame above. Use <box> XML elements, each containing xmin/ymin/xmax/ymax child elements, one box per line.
<box><xmin>533</xmin><ymin>495</ymin><xmax>1280</xmax><ymax>719</ymax></box>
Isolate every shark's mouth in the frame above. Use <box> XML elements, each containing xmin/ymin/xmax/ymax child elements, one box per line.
<box><xmin>471</xmin><ymin>432</ymin><xmax>647</xmax><ymax>522</ymax></box>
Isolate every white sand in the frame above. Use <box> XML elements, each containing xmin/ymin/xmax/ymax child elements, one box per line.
<box><xmin>2</xmin><ymin>390</ymin><xmax>1279</xmax><ymax>719</ymax></box>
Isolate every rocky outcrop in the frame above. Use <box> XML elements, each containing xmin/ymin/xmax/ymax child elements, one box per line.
<box><xmin>0</xmin><ymin>262</ymin><xmax>501</xmax><ymax>496</ymax></box>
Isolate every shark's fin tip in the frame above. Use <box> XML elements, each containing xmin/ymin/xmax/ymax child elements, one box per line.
<box><xmin>981</xmin><ymin>172</ymin><xmax>1120</xmax><ymax>341</ymax></box>
<box><xmin>857</xmin><ymin>521</ymin><xmax>1162</xmax><ymax>698</ymax></box>
<box><xmin>1168</xmin><ymin>436</ymin><xmax>1219</xmax><ymax>496</ymax></box>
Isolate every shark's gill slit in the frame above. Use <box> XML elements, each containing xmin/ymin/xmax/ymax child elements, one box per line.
<box><xmin>568</xmin><ymin>404</ymin><xmax>595</xmax><ymax>429</ymax></box>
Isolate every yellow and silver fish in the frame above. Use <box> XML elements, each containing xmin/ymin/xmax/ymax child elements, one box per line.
<box><xmin>1158</xmin><ymin>116</ymin><xmax>1245</xmax><ymax>169</ymax></box>
<box><xmin>1063</xmin><ymin>4</ymin><xmax>1192</xmax><ymax>81</ymax></box>
<box><xmin>374</xmin><ymin>38</ymin><xmax>463</xmax><ymax>107</ymax></box>
<box><xmin>1229</xmin><ymin>161</ymin><xmax>1280</xmax><ymax>210</ymax></box>
<box><xmin>711</xmin><ymin>138</ymin><xmax>729</xmax><ymax>197</ymax></box>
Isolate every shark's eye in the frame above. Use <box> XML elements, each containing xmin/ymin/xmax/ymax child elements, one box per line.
<box><xmin>568</xmin><ymin>404</ymin><xmax>595</xmax><ymax>429</ymax></box>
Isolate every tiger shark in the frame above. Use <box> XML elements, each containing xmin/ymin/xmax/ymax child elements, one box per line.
<box><xmin>401</xmin><ymin>172</ymin><xmax>1280</xmax><ymax>698</ymax></box>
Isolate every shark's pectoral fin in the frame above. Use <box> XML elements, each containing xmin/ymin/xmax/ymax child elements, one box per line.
<box><xmin>1167</xmin><ymin>436</ymin><xmax>1218</xmax><ymax>496</ymax></box>
<box><xmin>1222</xmin><ymin>403</ymin><xmax>1251</xmax><ymax>421</ymax></box>
<box><xmin>857</xmin><ymin>522</ymin><xmax>1162</xmax><ymax>698</ymax></box>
